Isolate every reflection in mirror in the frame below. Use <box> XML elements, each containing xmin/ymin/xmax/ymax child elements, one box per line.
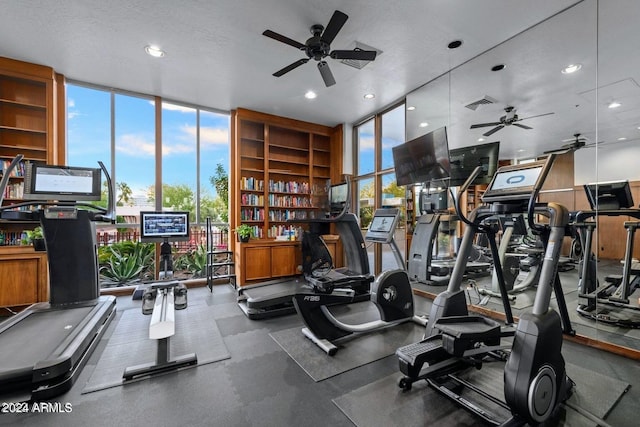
<box><xmin>402</xmin><ymin>0</ymin><xmax>640</xmax><ymax>352</ymax></box>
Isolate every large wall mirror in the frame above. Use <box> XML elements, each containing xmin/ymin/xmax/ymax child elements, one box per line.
<box><xmin>406</xmin><ymin>0</ymin><xmax>640</xmax><ymax>353</ymax></box>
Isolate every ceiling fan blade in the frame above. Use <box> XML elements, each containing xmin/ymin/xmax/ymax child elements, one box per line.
<box><xmin>263</xmin><ymin>30</ymin><xmax>306</xmax><ymax>50</ymax></box>
<box><xmin>470</xmin><ymin>122</ymin><xmax>502</xmax><ymax>129</ymax></box>
<box><xmin>330</xmin><ymin>49</ymin><xmax>377</xmax><ymax>61</ymax></box>
<box><xmin>517</xmin><ymin>112</ymin><xmax>555</xmax><ymax>121</ymax></box>
<box><xmin>483</xmin><ymin>125</ymin><xmax>504</xmax><ymax>137</ymax></box>
<box><xmin>273</xmin><ymin>58</ymin><xmax>309</xmax><ymax>77</ymax></box>
<box><xmin>321</xmin><ymin>10</ymin><xmax>348</xmax><ymax>45</ymax></box>
<box><xmin>318</xmin><ymin>61</ymin><xmax>336</xmax><ymax>87</ymax></box>
<box><xmin>512</xmin><ymin>123</ymin><xmax>533</xmax><ymax>130</ymax></box>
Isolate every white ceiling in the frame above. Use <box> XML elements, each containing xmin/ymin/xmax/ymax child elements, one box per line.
<box><xmin>0</xmin><ymin>0</ymin><xmax>581</xmax><ymax>130</ymax></box>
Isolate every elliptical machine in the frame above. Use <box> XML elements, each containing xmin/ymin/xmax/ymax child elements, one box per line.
<box><xmin>292</xmin><ymin>208</ymin><xmax>426</xmax><ymax>355</ymax></box>
<box><xmin>396</xmin><ymin>155</ymin><xmax>574</xmax><ymax>425</ymax></box>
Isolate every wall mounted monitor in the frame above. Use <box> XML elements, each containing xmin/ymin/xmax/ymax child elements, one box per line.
<box><xmin>448</xmin><ymin>141</ymin><xmax>500</xmax><ymax>187</ymax></box>
<box><xmin>392</xmin><ymin>126</ymin><xmax>451</xmax><ymax>186</ymax></box>
<box><xmin>23</xmin><ymin>163</ymin><xmax>102</xmax><ymax>201</ymax></box>
<box><xmin>140</xmin><ymin>211</ymin><xmax>190</xmax><ymax>242</ymax></box>
<box><xmin>584</xmin><ymin>180</ymin><xmax>634</xmax><ymax>210</ymax></box>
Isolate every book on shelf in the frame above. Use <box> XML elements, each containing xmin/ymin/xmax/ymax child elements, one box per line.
<box><xmin>268</xmin><ymin>180</ymin><xmax>309</xmax><ymax>194</ymax></box>
<box><xmin>240</xmin><ymin>176</ymin><xmax>264</xmax><ymax>191</ymax></box>
<box><xmin>1</xmin><ymin>158</ymin><xmax>29</xmax><ymax>178</ymax></box>
<box><xmin>268</xmin><ymin>194</ymin><xmax>311</xmax><ymax>207</ymax></box>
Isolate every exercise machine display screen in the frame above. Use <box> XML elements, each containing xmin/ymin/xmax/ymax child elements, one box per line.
<box><xmin>482</xmin><ymin>160</ymin><xmax>546</xmax><ymax>202</ymax></box>
<box><xmin>329</xmin><ymin>182</ymin><xmax>348</xmax><ymax>215</ymax></box>
<box><xmin>24</xmin><ymin>163</ymin><xmax>102</xmax><ymax>201</ymax></box>
<box><xmin>140</xmin><ymin>211</ymin><xmax>190</xmax><ymax>242</ymax></box>
<box><xmin>584</xmin><ymin>180</ymin><xmax>634</xmax><ymax>210</ymax></box>
<box><xmin>365</xmin><ymin>208</ymin><xmax>400</xmax><ymax>243</ymax></box>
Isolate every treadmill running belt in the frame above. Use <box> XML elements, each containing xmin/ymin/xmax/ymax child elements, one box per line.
<box><xmin>0</xmin><ymin>307</ymin><xmax>94</xmax><ymax>372</ymax></box>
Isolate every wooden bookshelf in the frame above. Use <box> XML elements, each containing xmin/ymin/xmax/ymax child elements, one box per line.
<box><xmin>0</xmin><ymin>56</ymin><xmax>65</xmax><ymax>307</ymax></box>
<box><xmin>231</xmin><ymin>108</ymin><xmax>343</xmax><ymax>286</ymax></box>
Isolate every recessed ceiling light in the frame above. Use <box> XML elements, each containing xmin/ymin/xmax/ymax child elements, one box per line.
<box><xmin>419</xmin><ymin>122</ymin><xmax>429</xmax><ymax>128</ymax></box>
<box><xmin>407</xmin><ymin>106</ymin><xmax>416</xmax><ymax>111</ymax></box>
<box><xmin>608</xmin><ymin>101</ymin><xmax>621</xmax><ymax>109</ymax></box>
<box><xmin>617</xmin><ymin>137</ymin><xmax>627</xmax><ymax>141</ymax></box>
<box><xmin>447</xmin><ymin>40</ymin><xmax>463</xmax><ymax>49</ymax></box>
<box><xmin>477</xmin><ymin>138</ymin><xmax>485</xmax><ymax>142</ymax></box>
<box><xmin>145</xmin><ymin>45</ymin><xmax>165</xmax><ymax>58</ymax></box>
<box><xmin>304</xmin><ymin>90</ymin><xmax>317</xmax><ymax>99</ymax></box>
<box><xmin>517</xmin><ymin>149</ymin><xmax>526</xmax><ymax>153</ymax></box>
<box><xmin>561</xmin><ymin>63</ymin><xmax>582</xmax><ymax>74</ymax></box>
<box><xmin>491</xmin><ymin>64</ymin><xmax>505</xmax><ymax>72</ymax></box>
<box><xmin>364</xmin><ymin>93</ymin><xmax>375</xmax><ymax>99</ymax></box>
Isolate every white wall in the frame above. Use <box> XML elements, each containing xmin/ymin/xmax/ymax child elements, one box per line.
<box><xmin>574</xmin><ymin>140</ymin><xmax>640</xmax><ymax>185</ymax></box>
<box><xmin>342</xmin><ymin>123</ymin><xmax>353</xmax><ymax>176</ymax></box>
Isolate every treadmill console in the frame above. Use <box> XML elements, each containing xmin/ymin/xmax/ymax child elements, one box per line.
<box><xmin>365</xmin><ymin>208</ymin><xmax>400</xmax><ymax>243</ymax></box>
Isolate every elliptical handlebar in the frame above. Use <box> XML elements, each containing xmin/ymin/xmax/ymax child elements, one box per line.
<box><xmin>526</xmin><ymin>153</ymin><xmax>557</xmax><ymax>235</ymax></box>
<box><xmin>450</xmin><ymin>165</ymin><xmax>484</xmax><ymax>227</ymax></box>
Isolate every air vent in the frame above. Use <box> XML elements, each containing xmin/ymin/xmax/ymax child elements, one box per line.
<box><xmin>339</xmin><ymin>41</ymin><xmax>382</xmax><ymax>70</ymax></box>
<box><xmin>464</xmin><ymin>95</ymin><xmax>498</xmax><ymax>111</ymax></box>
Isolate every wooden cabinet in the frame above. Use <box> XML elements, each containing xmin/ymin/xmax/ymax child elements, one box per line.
<box><xmin>235</xmin><ymin>240</ymin><xmax>302</xmax><ymax>285</ymax></box>
<box><xmin>231</xmin><ymin>108</ymin><xmax>343</xmax><ymax>284</ymax></box>
<box><xmin>0</xmin><ymin>246</ymin><xmax>48</xmax><ymax>307</ymax></box>
<box><xmin>0</xmin><ymin>56</ymin><xmax>64</xmax><ymax>305</ymax></box>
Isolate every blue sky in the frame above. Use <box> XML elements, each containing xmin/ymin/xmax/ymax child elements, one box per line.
<box><xmin>66</xmin><ymin>84</ymin><xmax>230</xmax><ymax>198</ymax></box>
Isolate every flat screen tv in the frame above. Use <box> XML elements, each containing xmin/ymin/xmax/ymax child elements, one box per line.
<box><xmin>140</xmin><ymin>211</ymin><xmax>190</xmax><ymax>242</ymax></box>
<box><xmin>448</xmin><ymin>141</ymin><xmax>500</xmax><ymax>187</ymax></box>
<box><xmin>23</xmin><ymin>163</ymin><xmax>102</xmax><ymax>201</ymax></box>
<box><xmin>584</xmin><ymin>180</ymin><xmax>634</xmax><ymax>210</ymax></box>
<box><xmin>392</xmin><ymin>126</ymin><xmax>451</xmax><ymax>186</ymax></box>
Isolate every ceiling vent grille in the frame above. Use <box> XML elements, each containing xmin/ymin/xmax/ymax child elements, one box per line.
<box><xmin>464</xmin><ymin>95</ymin><xmax>498</xmax><ymax>110</ymax></box>
<box><xmin>340</xmin><ymin>41</ymin><xmax>382</xmax><ymax>70</ymax></box>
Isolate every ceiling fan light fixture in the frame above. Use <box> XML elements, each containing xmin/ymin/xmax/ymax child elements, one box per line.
<box><xmin>304</xmin><ymin>90</ymin><xmax>317</xmax><ymax>99</ymax></box>
<box><xmin>144</xmin><ymin>45</ymin><xmax>165</xmax><ymax>58</ymax></box>
<box><xmin>364</xmin><ymin>93</ymin><xmax>375</xmax><ymax>99</ymax></box>
<box><xmin>608</xmin><ymin>101</ymin><xmax>621</xmax><ymax>109</ymax></box>
<box><xmin>561</xmin><ymin>63</ymin><xmax>582</xmax><ymax>74</ymax></box>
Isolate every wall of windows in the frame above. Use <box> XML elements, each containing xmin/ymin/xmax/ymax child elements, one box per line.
<box><xmin>66</xmin><ymin>82</ymin><xmax>230</xmax><ymax>226</ymax></box>
<box><xmin>354</xmin><ymin>103</ymin><xmax>406</xmax><ymax>274</ymax></box>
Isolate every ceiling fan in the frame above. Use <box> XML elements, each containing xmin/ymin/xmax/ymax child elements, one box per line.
<box><xmin>262</xmin><ymin>10</ymin><xmax>377</xmax><ymax>87</ymax></box>
<box><xmin>544</xmin><ymin>133</ymin><xmax>588</xmax><ymax>154</ymax></box>
<box><xmin>470</xmin><ymin>106</ymin><xmax>554</xmax><ymax>137</ymax></box>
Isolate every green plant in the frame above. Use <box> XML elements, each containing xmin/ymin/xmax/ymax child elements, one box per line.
<box><xmin>24</xmin><ymin>226</ymin><xmax>44</xmax><ymax>244</ymax></box>
<box><xmin>99</xmin><ymin>241</ymin><xmax>155</xmax><ymax>286</ymax></box>
<box><xmin>176</xmin><ymin>244</ymin><xmax>207</xmax><ymax>277</ymax></box>
<box><xmin>235</xmin><ymin>224</ymin><xmax>254</xmax><ymax>240</ymax></box>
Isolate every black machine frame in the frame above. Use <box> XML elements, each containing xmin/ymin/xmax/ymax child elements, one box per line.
<box><xmin>0</xmin><ymin>155</ymin><xmax>117</xmax><ymax>400</ymax></box>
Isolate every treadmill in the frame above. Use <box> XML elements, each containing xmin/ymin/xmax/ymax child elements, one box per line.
<box><xmin>237</xmin><ymin>181</ymin><xmax>372</xmax><ymax>319</ymax></box>
<box><xmin>0</xmin><ymin>156</ymin><xmax>117</xmax><ymax>400</ymax></box>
